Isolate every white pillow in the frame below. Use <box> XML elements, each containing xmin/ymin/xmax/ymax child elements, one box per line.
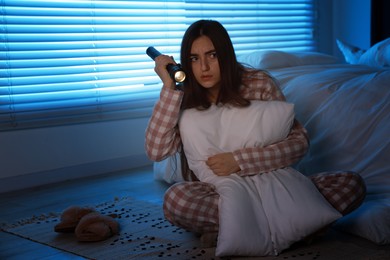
<box><xmin>179</xmin><ymin>101</ymin><xmax>295</xmax><ymax>182</ymax></box>
<box><xmin>358</xmin><ymin>38</ymin><xmax>390</xmax><ymax>67</ymax></box>
<box><xmin>336</xmin><ymin>39</ymin><xmax>365</xmax><ymax>64</ymax></box>
<box><xmin>337</xmin><ymin>38</ymin><xmax>390</xmax><ymax>68</ymax></box>
<box><xmin>178</xmin><ymin>101</ymin><xmax>342</xmax><ymax>256</ymax></box>
<box><xmin>154</xmin><ymin>100</ymin><xmax>294</xmax><ymax>184</ymax></box>
<box><xmin>238</xmin><ymin>50</ymin><xmax>339</xmax><ymax>69</ymax></box>
<box><xmin>215</xmin><ymin>168</ymin><xmax>342</xmax><ymax>256</ymax></box>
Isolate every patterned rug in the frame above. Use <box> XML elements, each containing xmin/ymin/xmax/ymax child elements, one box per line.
<box><xmin>1</xmin><ymin>197</ymin><xmax>388</xmax><ymax>260</ymax></box>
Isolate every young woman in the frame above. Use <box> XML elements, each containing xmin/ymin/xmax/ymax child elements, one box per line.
<box><xmin>145</xmin><ymin>20</ymin><xmax>366</xmax><ymax>255</ymax></box>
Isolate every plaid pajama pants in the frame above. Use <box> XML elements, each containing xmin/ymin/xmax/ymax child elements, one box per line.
<box><xmin>163</xmin><ymin>171</ymin><xmax>366</xmax><ymax>234</ymax></box>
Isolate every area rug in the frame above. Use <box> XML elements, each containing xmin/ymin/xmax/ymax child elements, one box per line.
<box><xmin>1</xmin><ymin>197</ymin><xmax>389</xmax><ymax>260</ymax></box>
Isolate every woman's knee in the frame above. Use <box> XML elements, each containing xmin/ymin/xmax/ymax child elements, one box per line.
<box><xmin>162</xmin><ymin>182</ymin><xmax>219</xmax><ymax>233</ymax></box>
<box><xmin>309</xmin><ymin>170</ymin><xmax>366</xmax><ymax>215</ymax></box>
<box><xmin>341</xmin><ymin>172</ymin><xmax>366</xmax><ymax>215</ymax></box>
<box><xmin>163</xmin><ymin>182</ymin><xmax>217</xmax><ymax>215</ymax></box>
<box><xmin>310</xmin><ymin>170</ymin><xmax>365</xmax><ymax>190</ymax></box>
<box><xmin>163</xmin><ymin>182</ymin><xmax>190</xmax><ymax>217</ymax></box>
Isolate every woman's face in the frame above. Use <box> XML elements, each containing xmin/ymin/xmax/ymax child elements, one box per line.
<box><xmin>190</xmin><ymin>35</ymin><xmax>221</xmax><ymax>101</ymax></box>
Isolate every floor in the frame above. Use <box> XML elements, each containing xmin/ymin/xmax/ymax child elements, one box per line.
<box><xmin>1</xmin><ymin>165</ymin><xmax>389</xmax><ymax>259</ymax></box>
<box><xmin>0</xmin><ymin>164</ymin><xmax>168</xmax><ymax>260</ymax></box>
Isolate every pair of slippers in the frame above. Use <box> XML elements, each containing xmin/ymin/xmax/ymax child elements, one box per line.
<box><xmin>54</xmin><ymin>206</ymin><xmax>119</xmax><ymax>242</ymax></box>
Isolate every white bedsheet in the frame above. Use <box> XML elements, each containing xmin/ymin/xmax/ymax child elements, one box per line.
<box><xmin>270</xmin><ymin>63</ymin><xmax>390</xmax><ymax>245</ymax></box>
<box><xmin>270</xmin><ymin>64</ymin><xmax>390</xmax><ymax>193</ymax></box>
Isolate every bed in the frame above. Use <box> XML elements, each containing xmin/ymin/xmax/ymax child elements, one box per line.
<box><xmin>153</xmin><ymin>38</ymin><xmax>390</xmax><ymax>252</ymax></box>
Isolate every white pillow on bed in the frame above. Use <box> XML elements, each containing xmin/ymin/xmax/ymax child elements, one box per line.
<box><xmin>336</xmin><ymin>39</ymin><xmax>365</xmax><ymax>64</ymax></box>
<box><xmin>237</xmin><ymin>50</ymin><xmax>339</xmax><ymax>69</ymax></box>
<box><xmin>358</xmin><ymin>38</ymin><xmax>390</xmax><ymax>67</ymax></box>
<box><xmin>337</xmin><ymin>38</ymin><xmax>390</xmax><ymax>68</ymax></box>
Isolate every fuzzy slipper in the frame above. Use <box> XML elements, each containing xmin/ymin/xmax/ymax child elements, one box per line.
<box><xmin>75</xmin><ymin>212</ymin><xmax>119</xmax><ymax>242</ymax></box>
<box><xmin>54</xmin><ymin>206</ymin><xmax>96</xmax><ymax>233</ymax></box>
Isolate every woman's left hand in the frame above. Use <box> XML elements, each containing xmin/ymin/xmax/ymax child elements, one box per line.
<box><xmin>206</xmin><ymin>152</ymin><xmax>241</xmax><ymax>176</ymax></box>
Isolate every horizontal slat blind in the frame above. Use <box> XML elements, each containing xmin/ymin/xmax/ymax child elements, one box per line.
<box><xmin>0</xmin><ymin>0</ymin><xmax>316</xmax><ymax>131</ymax></box>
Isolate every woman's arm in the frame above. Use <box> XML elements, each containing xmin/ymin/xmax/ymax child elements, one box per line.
<box><xmin>233</xmin><ymin>71</ymin><xmax>310</xmax><ymax>176</ymax></box>
<box><xmin>145</xmin><ymin>86</ymin><xmax>184</xmax><ymax>161</ymax></box>
<box><xmin>233</xmin><ymin>120</ymin><xmax>309</xmax><ymax>176</ymax></box>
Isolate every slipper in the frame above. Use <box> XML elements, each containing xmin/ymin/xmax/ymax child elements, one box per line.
<box><xmin>75</xmin><ymin>212</ymin><xmax>119</xmax><ymax>242</ymax></box>
<box><xmin>54</xmin><ymin>206</ymin><xmax>96</xmax><ymax>233</ymax></box>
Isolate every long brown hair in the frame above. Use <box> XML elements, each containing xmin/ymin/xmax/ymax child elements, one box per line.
<box><xmin>179</xmin><ymin>20</ymin><xmax>251</xmax><ymax>181</ymax></box>
<box><xmin>180</xmin><ymin>20</ymin><xmax>250</xmax><ymax>110</ymax></box>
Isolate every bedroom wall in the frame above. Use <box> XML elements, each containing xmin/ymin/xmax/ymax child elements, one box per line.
<box><xmin>317</xmin><ymin>0</ymin><xmax>371</xmax><ymax>57</ymax></box>
<box><xmin>332</xmin><ymin>0</ymin><xmax>371</xmax><ymax>53</ymax></box>
<box><xmin>0</xmin><ymin>118</ymin><xmax>153</xmax><ymax>193</ymax></box>
<box><xmin>0</xmin><ymin>0</ymin><xmax>374</xmax><ymax>193</ymax></box>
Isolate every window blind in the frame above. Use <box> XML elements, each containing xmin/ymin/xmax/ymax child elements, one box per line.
<box><xmin>0</xmin><ymin>0</ymin><xmax>316</xmax><ymax>131</ymax></box>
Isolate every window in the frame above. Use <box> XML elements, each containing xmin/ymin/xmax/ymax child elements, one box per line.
<box><xmin>0</xmin><ymin>0</ymin><xmax>316</xmax><ymax>131</ymax></box>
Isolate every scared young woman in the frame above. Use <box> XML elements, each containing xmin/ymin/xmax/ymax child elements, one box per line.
<box><xmin>145</xmin><ymin>20</ymin><xmax>366</xmax><ymax>256</ymax></box>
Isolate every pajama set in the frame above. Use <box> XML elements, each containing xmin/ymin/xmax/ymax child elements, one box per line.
<box><xmin>145</xmin><ymin>71</ymin><xmax>366</xmax><ymax>234</ymax></box>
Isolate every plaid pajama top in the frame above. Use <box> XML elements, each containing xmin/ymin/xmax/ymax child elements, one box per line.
<box><xmin>145</xmin><ymin>70</ymin><xmax>310</xmax><ymax>176</ymax></box>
